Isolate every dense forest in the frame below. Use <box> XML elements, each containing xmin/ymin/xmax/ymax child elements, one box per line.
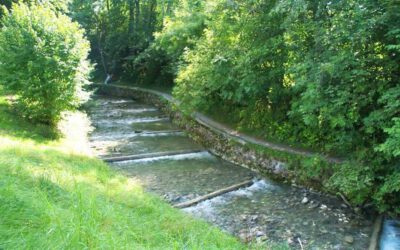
<box><xmin>1</xmin><ymin>0</ymin><xmax>399</xmax><ymax>214</ymax></box>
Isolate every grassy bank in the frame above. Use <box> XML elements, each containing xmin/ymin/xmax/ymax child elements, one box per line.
<box><xmin>0</xmin><ymin>90</ymin><xmax>247</xmax><ymax>249</ymax></box>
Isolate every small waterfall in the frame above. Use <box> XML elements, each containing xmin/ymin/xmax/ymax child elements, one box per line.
<box><xmin>95</xmin><ymin>117</ymin><xmax>169</xmax><ymax>126</ymax></box>
<box><xmin>90</xmin><ymin>131</ymin><xmax>184</xmax><ymax>141</ymax></box>
<box><xmin>104</xmin><ymin>74</ymin><xmax>112</xmax><ymax>84</ymax></box>
<box><xmin>113</xmin><ymin>151</ymin><xmax>212</xmax><ymax>165</ymax></box>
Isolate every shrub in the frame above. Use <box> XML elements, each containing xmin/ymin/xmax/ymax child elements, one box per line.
<box><xmin>0</xmin><ymin>3</ymin><xmax>91</xmax><ymax>125</ymax></box>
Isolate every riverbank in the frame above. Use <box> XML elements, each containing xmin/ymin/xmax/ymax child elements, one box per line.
<box><xmin>0</xmin><ymin>89</ymin><xmax>246</xmax><ymax>249</ymax></box>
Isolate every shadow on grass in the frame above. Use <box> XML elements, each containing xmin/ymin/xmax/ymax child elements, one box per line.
<box><xmin>0</xmin><ymin>98</ymin><xmax>60</xmax><ymax>143</ymax></box>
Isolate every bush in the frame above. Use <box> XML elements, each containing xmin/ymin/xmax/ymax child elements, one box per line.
<box><xmin>0</xmin><ymin>3</ymin><xmax>91</xmax><ymax>125</ymax></box>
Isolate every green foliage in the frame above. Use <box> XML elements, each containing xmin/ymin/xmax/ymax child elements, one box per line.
<box><xmin>71</xmin><ymin>0</ymin><xmax>400</xmax><ymax>213</ymax></box>
<box><xmin>127</xmin><ymin>46</ymin><xmax>174</xmax><ymax>86</ymax></box>
<box><xmin>0</xmin><ymin>0</ymin><xmax>70</xmax><ymax>19</ymax></box>
<box><xmin>377</xmin><ymin>118</ymin><xmax>400</xmax><ymax>158</ymax></box>
<box><xmin>374</xmin><ymin>170</ymin><xmax>400</xmax><ymax>214</ymax></box>
<box><xmin>146</xmin><ymin>0</ymin><xmax>400</xmax><ymax>213</ymax></box>
<box><xmin>0</xmin><ymin>3</ymin><xmax>91</xmax><ymax>125</ymax></box>
<box><xmin>154</xmin><ymin>0</ymin><xmax>205</xmax><ymax>63</ymax></box>
<box><xmin>127</xmin><ymin>0</ymin><xmax>207</xmax><ymax>87</ymax></box>
<box><xmin>327</xmin><ymin>163</ymin><xmax>375</xmax><ymax>206</ymax></box>
<box><xmin>70</xmin><ymin>0</ymin><xmax>175</xmax><ymax>78</ymax></box>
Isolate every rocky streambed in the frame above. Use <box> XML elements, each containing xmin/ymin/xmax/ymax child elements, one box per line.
<box><xmin>87</xmin><ymin>95</ymin><xmax>376</xmax><ymax>249</ymax></box>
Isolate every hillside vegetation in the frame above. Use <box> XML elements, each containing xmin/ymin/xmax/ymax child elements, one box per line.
<box><xmin>64</xmin><ymin>0</ymin><xmax>400</xmax><ymax>214</ymax></box>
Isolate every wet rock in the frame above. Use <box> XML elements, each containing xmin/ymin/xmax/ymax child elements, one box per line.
<box><xmin>255</xmin><ymin>231</ymin><xmax>265</xmax><ymax>237</ymax></box>
<box><xmin>344</xmin><ymin>235</ymin><xmax>354</xmax><ymax>244</ymax></box>
<box><xmin>238</xmin><ymin>231</ymin><xmax>251</xmax><ymax>242</ymax></box>
<box><xmin>332</xmin><ymin>244</ymin><xmax>346</xmax><ymax>250</ymax></box>
<box><xmin>320</xmin><ymin>204</ymin><xmax>328</xmax><ymax>210</ymax></box>
<box><xmin>320</xmin><ymin>228</ymin><xmax>328</xmax><ymax>234</ymax></box>
<box><xmin>301</xmin><ymin>197</ymin><xmax>309</xmax><ymax>204</ymax></box>
<box><xmin>171</xmin><ymin>196</ymin><xmax>182</xmax><ymax>202</ymax></box>
<box><xmin>251</xmin><ymin>215</ymin><xmax>259</xmax><ymax>222</ymax></box>
<box><xmin>256</xmin><ymin>235</ymin><xmax>268</xmax><ymax>243</ymax></box>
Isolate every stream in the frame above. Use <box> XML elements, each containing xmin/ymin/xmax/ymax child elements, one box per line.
<box><xmin>87</xmin><ymin>95</ymin><xmax>397</xmax><ymax>249</ymax></box>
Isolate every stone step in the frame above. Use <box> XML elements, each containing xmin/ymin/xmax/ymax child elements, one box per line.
<box><xmin>102</xmin><ymin>149</ymin><xmax>206</xmax><ymax>163</ymax></box>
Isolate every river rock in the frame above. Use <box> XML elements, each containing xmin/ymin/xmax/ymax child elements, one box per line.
<box><xmin>171</xmin><ymin>196</ymin><xmax>182</xmax><ymax>202</ymax></box>
<box><xmin>251</xmin><ymin>215</ymin><xmax>259</xmax><ymax>222</ymax></box>
<box><xmin>255</xmin><ymin>231</ymin><xmax>265</xmax><ymax>237</ymax></box>
<box><xmin>238</xmin><ymin>231</ymin><xmax>250</xmax><ymax>242</ymax></box>
<box><xmin>301</xmin><ymin>197</ymin><xmax>309</xmax><ymax>204</ymax></box>
<box><xmin>344</xmin><ymin>235</ymin><xmax>354</xmax><ymax>244</ymax></box>
<box><xmin>320</xmin><ymin>228</ymin><xmax>328</xmax><ymax>234</ymax></box>
<box><xmin>256</xmin><ymin>235</ymin><xmax>268</xmax><ymax>243</ymax></box>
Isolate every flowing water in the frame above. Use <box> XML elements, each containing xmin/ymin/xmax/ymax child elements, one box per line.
<box><xmin>88</xmin><ymin>95</ymin><xmax>375</xmax><ymax>249</ymax></box>
<box><xmin>380</xmin><ymin>219</ymin><xmax>400</xmax><ymax>250</ymax></box>
<box><xmin>111</xmin><ymin>152</ymin><xmax>255</xmax><ymax>204</ymax></box>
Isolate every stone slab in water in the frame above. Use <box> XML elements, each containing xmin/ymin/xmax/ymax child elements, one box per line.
<box><xmin>90</xmin><ymin>108</ymin><xmax>163</xmax><ymax>120</ymax></box>
<box><xmin>111</xmin><ymin>152</ymin><xmax>256</xmax><ymax>204</ymax></box>
<box><xmin>90</xmin><ymin>130</ymin><xmax>183</xmax><ymax>141</ymax></box>
<box><xmin>88</xmin><ymin>96</ymin><xmax>157</xmax><ymax>113</ymax></box>
<box><xmin>184</xmin><ymin>180</ymin><xmax>373</xmax><ymax>249</ymax></box>
<box><xmin>92</xmin><ymin>96</ymin><xmax>136</xmax><ymax>105</ymax></box>
<box><xmin>92</xmin><ymin>133</ymin><xmax>203</xmax><ymax>157</ymax></box>
<box><xmin>92</xmin><ymin>117</ymin><xmax>169</xmax><ymax>128</ymax></box>
<box><xmin>131</xmin><ymin>120</ymin><xmax>179</xmax><ymax>132</ymax></box>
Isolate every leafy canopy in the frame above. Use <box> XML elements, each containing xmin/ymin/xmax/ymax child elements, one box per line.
<box><xmin>0</xmin><ymin>3</ymin><xmax>91</xmax><ymax>125</ymax></box>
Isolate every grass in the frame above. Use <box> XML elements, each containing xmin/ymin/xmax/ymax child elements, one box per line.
<box><xmin>0</xmin><ymin>88</ymin><xmax>250</xmax><ymax>249</ymax></box>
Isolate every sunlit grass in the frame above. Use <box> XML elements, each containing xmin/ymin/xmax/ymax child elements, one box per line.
<box><xmin>0</xmin><ymin>90</ymin><xmax>247</xmax><ymax>249</ymax></box>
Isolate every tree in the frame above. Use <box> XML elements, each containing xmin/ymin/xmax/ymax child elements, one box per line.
<box><xmin>0</xmin><ymin>3</ymin><xmax>91</xmax><ymax>125</ymax></box>
<box><xmin>67</xmin><ymin>0</ymin><xmax>400</xmax><ymax>213</ymax></box>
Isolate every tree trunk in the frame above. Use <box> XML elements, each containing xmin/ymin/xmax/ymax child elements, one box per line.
<box><xmin>135</xmin><ymin>0</ymin><xmax>140</xmax><ymax>32</ymax></box>
<box><xmin>128</xmin><ymin>0</ymin><xmax>135</xmax><ymax>42</ymax></box>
